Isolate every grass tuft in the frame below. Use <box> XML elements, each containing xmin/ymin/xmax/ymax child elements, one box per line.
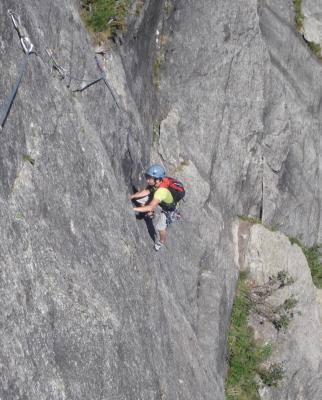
<box><xmin>152</xmin><ymin>121</ymin><xmax>160</xmax><ymax>145</ymax></box>
<box><xmin>289</xmin><ymin>238</ymin><xmax>322</xmax><ymax>288</ymax></box>
<box><xmin>164</xmin><ymin>0</ymin><xmax>174</xmax><ymax>17</ymax></box>
<box><xmin>226</xmin><ymin>273</ymin><xmax>284</xmax><ymax>399</ymax></box>
<box><xmin>22</xmin><ymin>154</ymin><xmax>35</xmax><ymax>166</ymax></box>
<box><xmin>153</xmin><ymin>53</ymin><xmax>164</xmax><ymax>88</ymax></box>
<box><xmin>80</xmin><ymin>0</ymin><xmax>131</xmax><ymax>41</ymax></box>
<box><xmin>226</xmin><ymin>271</ymin><xmax>292</xmax><ymax>398</ymax></box>
<box><xmin>293</xmin><ymin>0</ymin><xmax>304</xmax><ymax>31</ymax></box>
<box><xmin>307</xmin><ymin>41</ymin><xmax>322</xmax><ymax>59</ymax></box>
<box><xmin>238</xmin><ymin>215</ymin><xmax>277</xmax><ymax>232</ymax></box>
<box><xmin>238</xmin><ymin>215</ymin><xmax>262</xmax><ymax>224</ymax></box>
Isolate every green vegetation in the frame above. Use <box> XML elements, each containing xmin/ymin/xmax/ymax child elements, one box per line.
<box><xmin>153</xmin><ymin>53</ymin><xmax>164</xmax><ymax>88</ymax></box>
<box><xmin>238</xmin><ymin>215</ymin><xmax>262</xmax><ymax>225</ymax></box>
<box><xmin>22</xmin><ymin>154</ymin><xmax>35</xmax><ymax>166</ymax></box>
<box><xmin>290</xmin><ymin>238</ymin><xmax>322</xmax><ymax>288</ymax></box>
<box><xmin>80</xmin><ymin>0</ymin><xmax>131</xmax><ymax>41</ymax></box>
<box><xmin>307</xmin><ymin>41</ymin><xmax>322</xmax><ymax>59</ymax></box>
<box><xmin>226</xmin><ymin>272</ymin><xmax>277</xmax><ymax>399</ymax></box>
<box><xmin>135</xmin><ymin>0</ymin><xmax>144</xmax><ymax>16</ymax></box>
<box><xmin>226</xmin><ymin>271</ymin><xmax>295</xmax><ymax>399</ymax></box>
<box><xmin>293</xmin><ymin>0</ymin><xmax>304</xmax><ymax>31</ymax></box>
<box><xmin>258</xmin><ymin>363</ymin><xmax>285</xmax><ymax>387</ymax></box>
<box><xmin>164</xmin><ymin>0</ymin><xmax>174</xmax><ymax>17</ymax></box>
<box><xmin>271</xmin><ymin>296</ymin><xmax>298</xmax><ymax>331</ymax></box>
<box><xmin>152</xmin><ymin>121</ymin><xmax>160</xmax><ymax>145</ymax></box>
<box><xmin>153</xmin><ymin>34</ymin><xmax>169</xmax><ymax>88</ymax></box>
<box><xmin>249</xmin><ymin>272</ymin><xmax>297</xmax><ymax>332</ymax></box>
<box><xmin>292</xmin><ymin>0</ymin><xmax>322</xmax><ymax>59</ymax></box>
<box><xmin>238</xmin><ymin>215</ymin><xmax>277</xmax><ymax>232</ymax></box>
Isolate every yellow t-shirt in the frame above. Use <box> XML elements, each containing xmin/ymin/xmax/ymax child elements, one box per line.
<box><xmin>153</xmin><ymin>187</ymin><xmax>174</xmax><ymax>204</ymax></box>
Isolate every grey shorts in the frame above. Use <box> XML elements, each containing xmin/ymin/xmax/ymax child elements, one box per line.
<box><xmin>155</xmin><ymin>209</ymin><xmax>181</xmax><ymax>231</ymax></box>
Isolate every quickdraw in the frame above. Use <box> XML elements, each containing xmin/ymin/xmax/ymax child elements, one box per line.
<box><xmin>8</xmin><ymin>10</ymin><xmax>34</xmax><ymax>55</ymax></box>
<box><xmin>0</xmin><ymin>11</ymin><xmax>34</xmax><ymax>130</ymax></box>
<box><xmin>0</xmin><ymin>10</ymin><xmax>120</xmax><ymax>131</ymax></box>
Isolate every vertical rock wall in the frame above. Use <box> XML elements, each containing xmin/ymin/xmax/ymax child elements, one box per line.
<box><xmin>0</xmin><ymin>0</ymin><xmax>223</xmax><ymax>399</ymax></box>
<box><xmin>155</xmin><ymin>0</ymin><xmax>322</xmax><ymax>394</ymax></box>
<box><xmin>259</xmin><ymin>0</ymin><xmax>322</xmax><ymax>245</ymax></box>
<box><xmin>1</xmin><ymin>0</ymin><xmax>322</xmax><ymax>398</ymax></box>
<box><xmin>156</xmin><ymin>0</ymin><xmax>267</xmax><ymax>377</ymax></box>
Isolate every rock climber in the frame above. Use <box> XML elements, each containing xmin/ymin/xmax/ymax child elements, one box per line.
<box><xmin>130</xmin><ymin>164</ymin><xmax>183</xmax><ymax>251</ymax></box>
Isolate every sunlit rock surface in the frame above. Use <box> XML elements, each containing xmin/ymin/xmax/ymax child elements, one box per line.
<box><xmin>239</xmin><ymin>222</ymin><xmax>322</xmax><ymax>400</ymax></box>
<box><xmin>302</xmin><ymin>0</ymin><xmax>322</xmax><ymax>48</ymax></box>
<box><xmin>1</xmin><ymin>0</ymin><xmax>322</xmax><ymax>399</ymax></box>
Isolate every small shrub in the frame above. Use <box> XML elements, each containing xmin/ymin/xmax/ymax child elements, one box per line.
<box><xmin>272</xmin><ymin>314</ymin><xmax>291</xmax><ymax>331</ymax></box>
<box><xmin>250</xmin><ymin>273</ymin><xmax>297</xmax><ymax>332</ymax></box>
<box><xmin>258</xmin><ymin>363</ymin><xmax>284</xmax><ymax>387</ymax></box>
<box><xmin>277</xmin><ymin>271</ymin><xmax>295</xmax><ymax>287</ymax></box>
<box><xmin>281</xmin><ymin>296</ymin><xmax>298</xmax><ymax>311</ymax></box>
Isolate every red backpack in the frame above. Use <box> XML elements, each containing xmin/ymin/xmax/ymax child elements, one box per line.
<box><xmin>159</xmin><ymin>177</ymin><xmax>185</xmax><ymax>204</ymax></box>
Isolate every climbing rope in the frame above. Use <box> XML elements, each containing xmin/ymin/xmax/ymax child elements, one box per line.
<box><xmin>43</xmin><ymin>49</ymin><xmax>120</xmax><ymax>106</ymax></box>
<box><xmin>0</xmin><ymin>10</ymin><xmax>120</xmax><ymax>130</ymax></box>
<box><xmin>40</xmin><ymin>27</ymin><xmax>120</xmax><ymax>106</ymax></box>
<box><xmin>0</xmin><ymin>10</ymin><xmax>34</xmax><ymax>130</ymax></box>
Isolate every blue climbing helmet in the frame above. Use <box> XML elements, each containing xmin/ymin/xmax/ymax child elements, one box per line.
<box><xmin>145</xmin><ymin>164</ymin><xmax>166</xmax><ymax>179</ymax></box>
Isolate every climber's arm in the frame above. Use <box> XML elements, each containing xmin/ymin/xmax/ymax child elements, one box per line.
<box><xmin>133</xmin><ymin>197</ymin><xmax>160</xmax><ymax>213</ymax></box>
<box><xmin>130</xmin><ymin>188</ymin><xmax>151</xmax><ymax>200</ymax></box>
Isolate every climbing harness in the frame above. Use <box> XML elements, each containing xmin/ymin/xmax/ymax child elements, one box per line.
<box><xmin>0</xmin><ymin>10</ymin><xmax>120</xmax><ymax>130</ymax></box>
<box><xmin>0</xmin><ymin>10</ymin><xmax>34</xmax><ymax>130</ymax></box>
<box><xmin>164</xmin><ymin>209</ymin><xmax>181</xmax><ymax>228</ymax></box>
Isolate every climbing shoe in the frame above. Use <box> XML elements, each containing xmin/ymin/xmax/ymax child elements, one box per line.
<box><xmin>154</xmin><ymin>241</ymin><xmax>164</xmax><ymax>251</ymax></box>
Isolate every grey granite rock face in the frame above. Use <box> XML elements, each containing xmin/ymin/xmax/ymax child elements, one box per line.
<box><xmin>1</xmin><ymin>0</ymin><xmax>322</xmax><ymax>399</ymax></box>
<box><xmin>0</xmin><ymin>0</ymin><xmax>223</xmax><ymax>399</ymax></box>
<box><xmin>259</xmin><ymin>0</ymin><xmax>322</xmax><ymax>245</ymax></box>
<box><xmin>157</xmin><ymin>0</ymin><xmax>268</xmax><ymax>382</ymax></box>
<box><xmin>302</xmin><ymin>0</ymin><xmax>322</xmax><ymax>47</ymax></box>
<box><xmin>240</xmin><ymin>223</ymin><xmax>322</xmax><ymax>400</ymax></box>
<box><xmin>157</xmin><ymin>0</ymin><xmax>322</xmax><ymax>395</ymax></box>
